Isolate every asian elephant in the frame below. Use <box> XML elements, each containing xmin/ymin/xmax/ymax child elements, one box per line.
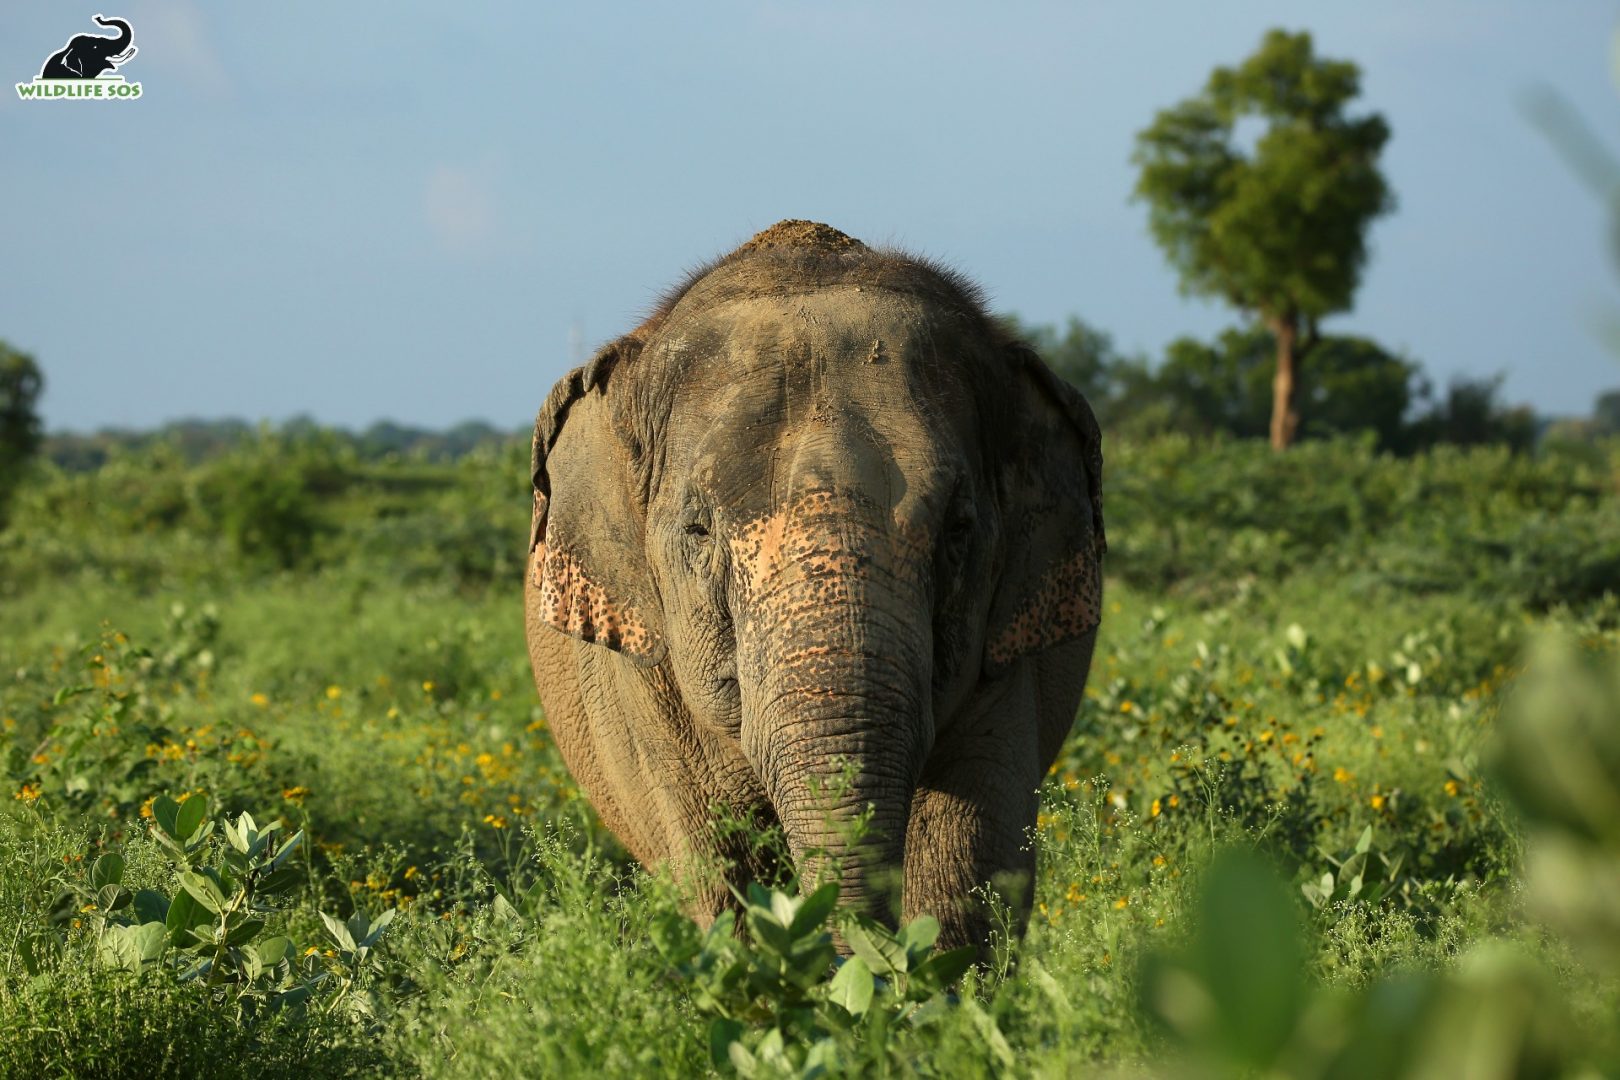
<box><xmin>40</xmin><ymin>15</ymin><xmax>136</xmax><ymax>80</ymax></box>
<box><xmin>525</xmin><ymin>221</ymin><xmax>1105</xmax><ymax>951</ymax></box>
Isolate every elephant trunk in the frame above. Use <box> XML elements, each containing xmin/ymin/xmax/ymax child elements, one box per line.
<box><xmin>735</xmin><ymin>493</ymin><xmax>934</xmax><ymax>924</ymax></box>
<box><xmin>94</xmin><ymin>16</ymin><xmax>132</xmax><ymax>52</ymax></box>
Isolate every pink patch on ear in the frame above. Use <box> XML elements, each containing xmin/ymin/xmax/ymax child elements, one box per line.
<box><xmin>988</xmin><ymin>548</ymin><xmax>1103</xmax><ymax>668</ymax></box>
<box><xmin>531</xmin><ymin>541</ymin><xmax>661</xmax><ymax>661</ymax></box>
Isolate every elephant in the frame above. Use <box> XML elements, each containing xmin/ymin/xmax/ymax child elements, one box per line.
<box><xmin>40</xmin><ymin>15</ymin><xmax>136</xmax><ymax>80</ymax></box>
<box><xmin>526</xmin><ymin>220</ymin><xmax>1104</xmax><ymax>952</ymax></box>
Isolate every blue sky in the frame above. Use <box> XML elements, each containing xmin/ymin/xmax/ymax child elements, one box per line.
<box><xmin>3</xmin><ymin>2</ymin><xmax>1617</xmax><ymax>431</ymax></box>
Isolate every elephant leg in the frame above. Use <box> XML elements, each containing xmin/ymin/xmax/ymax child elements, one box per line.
<box><xmin>903</xmin><ymin>761</ymin><xmax>1038</xmax><ymax>954</ymax></box>
<box><xmin>903</xmin><ymin>640</ymin><xmax>1092</xmax><ymax>953</ymax></box>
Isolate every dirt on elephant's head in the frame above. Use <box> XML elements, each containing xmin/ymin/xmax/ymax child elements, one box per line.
<box><xmin>734</xmin><ymin>220</ymin><xmax>868</xmax><ymax>257</ymax></box>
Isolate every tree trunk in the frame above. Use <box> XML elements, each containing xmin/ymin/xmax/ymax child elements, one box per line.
<box><xmin>1268</xmin><ymin>315</ymin><xmax>1301</xmax><ymax>451</ymax></box>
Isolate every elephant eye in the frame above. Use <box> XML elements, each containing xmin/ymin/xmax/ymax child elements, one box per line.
<box><xmin>681</xmin><ymin>506</ymin><xmax>714</xmax><ymax>543</ymax></box>
<box><xmin>938</xmin><ymin>499</ymin><xmax>977</xmax><ymax>573</ymax></box>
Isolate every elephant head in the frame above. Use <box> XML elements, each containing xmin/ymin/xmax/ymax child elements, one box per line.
<box><xmin>40</xmin><ymin>16</ymin><xmax>136</xmax><ymax>80</ymax></box>
<box><xmin>530</xmin><ymin>222</ymin><xmax>1103</xmax><ymax>921</ymax></box>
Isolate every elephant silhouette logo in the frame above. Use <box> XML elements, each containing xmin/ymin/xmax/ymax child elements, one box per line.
<box><xmin>41</xmin><ymin>15</ymin><xmax>136</xmax><ymax>78</ymax></box>
<box><xmin>16</xmin><ymin>15</ymin><xmax>142</xmax><ymax>101</ymax></box>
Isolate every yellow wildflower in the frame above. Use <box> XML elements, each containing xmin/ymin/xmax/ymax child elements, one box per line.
<box><xmin>250</xmin><ymin>692</ymin><xmax>269</xmax><ymax>707</ymax></box>
<box><xmin>1333</xmin><ymin>767</ymin><xmax>1353</xmax><ymax>784</ymax></box>
<box><xmin>1444</xmin><ymin>779</ymin><xmax>1460</xmax><ymax>797</ymax></box>
<box><xmin>14</xmin><ymin>783</ymin><xmax>41</xmax><ymax>804</ymax></box>
<box><xmin>325</xmin><ymin>685</ymin><xmax>342</xmax><ymax>700</ymax></box>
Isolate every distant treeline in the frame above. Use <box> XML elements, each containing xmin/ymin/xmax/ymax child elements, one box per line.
<box><xmin>44</xmin><ymin>417</ymin><xmax>526</xmax><ymax>472</ymax></box>
<box><xmin>37</xmin><ymin>317</ymin><xmax>1620</xmax><ymax>472</ymax></box>
<box><xmin>1003</xmin><ymin>315</ymin><xmax>1620</xmax><ymax>455</ymax></box>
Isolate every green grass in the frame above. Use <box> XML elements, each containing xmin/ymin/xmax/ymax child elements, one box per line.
<box><xmin>1</xmin><ymin>433</ymin><xmax>1617</xmax><ymax>1076</ymax></box>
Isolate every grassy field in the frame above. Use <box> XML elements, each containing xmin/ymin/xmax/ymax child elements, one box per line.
<box><xmin>1</xmin><ymin>432</ymin><xmax>1617</xmax><ymax>1077</ymax></box>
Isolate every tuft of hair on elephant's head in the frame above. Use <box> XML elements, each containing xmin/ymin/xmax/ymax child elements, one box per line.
<box><xmin>525</xmin><ymin>220</ymin><xmax>1104</xmax><ymax>953</ymax></box>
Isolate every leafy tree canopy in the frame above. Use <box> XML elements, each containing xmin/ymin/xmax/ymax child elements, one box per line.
<box><xmin>1133</xmin><ymin>29</ymin><xmax>1393</xmax><ymax>447</ymax></box>
<box><xmin>0</xmin><ymin>341</ymin><xmax>44</xmax><ymax>529</ymax></box>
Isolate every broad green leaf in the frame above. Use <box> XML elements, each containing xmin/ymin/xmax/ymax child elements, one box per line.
<box><xmin>911</xmin><ymin>946</ymin><xmax>976</xmax><ymax>994</ymax></box>
<box><xmin>843</xmin><ymin>917</ymin><xmax>907</xmax><ymax>977</ymax></box>
<box><xmin>708</xmin><ymin>1018</ymin><xmax>744</xmax><ymax>1070</ymax></box>
<box><xmin>1189</xmin><ymin>849</ymin><xmax>1306</xmax><ymax>1068</ymax></box>
<box><xmin>165</xmin><ymin>889</ymin><xmax>209</xmax><ymax>947</ymax></box>
<box><xmin>175</xmin><ymin>795</ymin><xmax>208</xmax><ymax>843</ymax></box>
<box><xmin>804</xmin><ymin>1039</ymin><xmax>841</xmax><ymax>1075</ymax></box>
<box><xmin>256</xmin><ymin>936</ymin><xmax>292</xmax><ymax>965</ymax></box>
<box><xmin>226</xmin><ymin>916</ymin><xmax>265</xmax><ymax>945</ymax></box>
<box><xmin>152</xmin><ymin>796</ymin><xmax>181</xmax><ymax>840</ymax></box>
<box><xmin>97</xmin><ymin>884</ymin><xmax>132</xmax><ymax>912</ymax></box>
<box><xmin>179</xmin><ymin>871</ymin><xmax>226</xmax><ymax>914</ymax></box>
<box><xmin>900</xmin><ymin>914</ymin><xmax>941</xmax><ymax>956</ymax></box>
<box><xmin>828</xmin><ymin>955</ymin><xmax>875</xmax><ymax>1016</ymax></box>
<box><xmin>1355</xmin><ymin>825</ymin><xmax>1374</xmax><ymax>855</ymax></box>
<box><xmin>770</xmin><ymin>889</ymin><xmax>799</xmax><ymax>929</ymax></box>
<box><xmin>132</xmin><ymin>889</ymin><xmax>169</xmax><ymax>926</ymax></box>
<box><xmin>98</xmin><ymin>927</ymin><xmax>142</xmax><ymax>972</ymax></box>
<box><xmin>222</xmin><ymin>817</ymin><xmax>248</xmax><ymax>854</ymax></box>
<box><xmin>246</xmin><ymin>821</ymin><xmax>282</xmax><ymax>860</ymax></box>
<box><xmin>744</xmin><ymin>907</ymin><xmax>793</xmax><ymax>956</ymax></box>
<box><xmin>258</xmin><ymin>865</ymin><xmax>302</xmax><ymax>896</ymax></box>
<box><xmin>492</xmin><ymin>893</ymin><xmax>522</xmax><ymax>925</ymax></box>
<box><xmin>788</xmin><ymin>881</ymin><xmax>840</xmax><ymax>938</ymax></box>
<box><xmin>131</xmin><ymin>921</ymin><xmax>167</xmax><ymax>962</ymax></box>
<box><xmin>271</xmin><ymin>830</ymin><xmax>304</xmax><ymax>869</ymax></box>
<box><xmin>90</xmin><ymin>852</ymin><xmax>125</xmax><ymax>889</ymax></box>
<box><xmin>360</xmin><ymin>907</ymin><xmax>395</xmax><ymax>948</ymax></box>
<box><xmin>321</xmin><ymin>911</ymin><xmax>357</xmax><ymax>952</ymax></box>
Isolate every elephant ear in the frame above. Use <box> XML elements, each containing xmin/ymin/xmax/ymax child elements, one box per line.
<box><xmin>529</xmin><ymin>338</ymin><xmax>666</xmax><ymax>666</ymax></box>
<box><xmin>983</xmin><ymin>344</ymin><xmax>1106</xmax><ymax>676</ymax></box>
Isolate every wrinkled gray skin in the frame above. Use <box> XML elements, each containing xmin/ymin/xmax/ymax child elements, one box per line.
<box><xmin>526</xmin><ymin>222</ymin><xmax>1104</xmax><ymax>951</ymax></box>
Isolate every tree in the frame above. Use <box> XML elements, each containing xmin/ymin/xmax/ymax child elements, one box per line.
<box><xmin>1595</xmin><ymin>389</ymin><xmax>1620</xmax><ymax>436</ymax></box>
<box><xmin>0</xmin><ymin>341</ymin><xmax>44</xmax><ymax>530</ymax></box>
<box><xmin>1133</xmin><ymin>29</ymin><xmax>1393</xmax><ymax>449</ymax></box>
<box><xmin>1407</xmin><ymin>375</ymin><xmax>1537</xmax><ymax>453</ymax></box>
<box><xmin>1154</xmin><ymin>325</ymin><xmax>1421</xmax><ymax>449</ymax></box>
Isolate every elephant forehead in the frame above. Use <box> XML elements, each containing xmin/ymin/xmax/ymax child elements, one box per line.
<box><xmin>659</xmin><ymin>288</ymin><xmax>969</xmax><ymax>387</ymax></box>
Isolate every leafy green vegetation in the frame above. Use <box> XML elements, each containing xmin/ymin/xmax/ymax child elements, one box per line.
<box><xmin>1</xmin><ymin>431</ymin><xmax>1617</xmax><ymax>1076</ymax></box>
